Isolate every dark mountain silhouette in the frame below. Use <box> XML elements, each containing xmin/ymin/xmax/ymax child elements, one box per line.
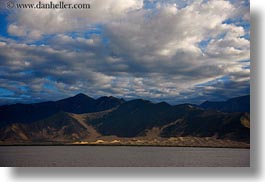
<box><xmin>0</xmin><ymin>93</ymin><xmax>124</xmax><ymax>127</ymax></box>
<box><xmin>90</xmin><ymin>99</ymin><xmax>182</xmax><ymax>137</ymax></box>
<box><xmin>89</xmin><ymin>100</ymin><xmax>249</xmax><ymax>142</ymax></box>
<box><xmin>55</xmin><ymin>93</ymin><xmax>95</xmax><ymax>113</ymax></box>
<box><xmin>200</xmin><ymin>95</ymin><xmax>250</xmax><ymax>113</ymax></box>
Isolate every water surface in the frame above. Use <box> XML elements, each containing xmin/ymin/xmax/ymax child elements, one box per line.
<box><xmin>0</xmin><ymin>146</ymin><xmax>250</xmax><ymax>167</ymax></box>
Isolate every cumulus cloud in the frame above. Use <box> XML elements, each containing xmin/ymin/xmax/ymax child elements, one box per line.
<box><xmin>0</xmin><ymin>0</ymin><xmax>250</xmax><ymax>104</ymax></box>
<box><xmin>7</xmin><ymin>0</ymin><xmax>143</xmax><ymax>37</ymax></box>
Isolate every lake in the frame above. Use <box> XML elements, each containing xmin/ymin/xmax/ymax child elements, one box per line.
<box><xmin>0</xmin><ymin>146</ymin><xmax>250</xmax><ymax>167</ymax></box>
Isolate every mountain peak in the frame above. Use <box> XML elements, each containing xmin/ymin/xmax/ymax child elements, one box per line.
<box><xmin>73</xmin><ymin>93</ymin><xmax>90</xmax><ymax>98</ymax></box>
<box><xmin>59</xmin><ymin>93</ymin><xmax>94</xmax><ymax>103</ymax></box>
<box><xmin>97</xmin><ymin>96</ymin><xmax>123</xmax><ymax>102</ymax></box>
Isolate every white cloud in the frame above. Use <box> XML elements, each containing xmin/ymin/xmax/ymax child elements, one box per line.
<box><xmin>7</xmin><ymin>24</ymin><xmax>27</xmax><ymax>36</ymax></box>
<box><xmin>7</xmin><ymin>0</ymin><xmax>143</xmax><ymax>37</ymax></box>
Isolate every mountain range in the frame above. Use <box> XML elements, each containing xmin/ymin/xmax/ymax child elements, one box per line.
<box><xmin>0</xmin><ymin>93</ymin><xmax>124</xmax><ymax>127</ymax></box>
<box><xmin>0</xmin><ymin>94</ymin><xmax>250</xmax><ymax>146</ymax></box>
<box><xmin>200</xmin><ymin>95</ymin><xmax>250</xmax><ymax>112</ymax></box>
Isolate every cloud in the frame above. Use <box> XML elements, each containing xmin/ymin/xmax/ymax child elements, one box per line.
<box><xmin>7</xmin><ymin>0</ymin><xmax>143</xmax><ymax>37</ymax></box>
<box><xmin>0</xmin><ymin>0</ymin><xmax>250</xmax><ymax>104</ymax></box>
<box><xmin>7</xmin><ymin>24</ymin><xmax>27</xmax><ymax>36</ymax></box>
<box><xmin>104</xmin><ymin>0</ymin><xmax>249</xmax><ymax>67</ymax></box>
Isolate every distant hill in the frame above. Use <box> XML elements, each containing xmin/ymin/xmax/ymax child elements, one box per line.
<box><xmin>200</xmin><ymin>95</ymin><xmax>250</xmax><ymax>113</ymax></box>
<box><xmin>0</xmin><ymin>93</ymin><xmax>124</xmax><ymax>127</ymax></box>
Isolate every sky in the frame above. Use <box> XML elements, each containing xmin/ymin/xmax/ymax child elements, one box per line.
<box><xmin>0</xmin><ymin>0</ymin><xmax>250</xmax><ymax>105</ymax></box>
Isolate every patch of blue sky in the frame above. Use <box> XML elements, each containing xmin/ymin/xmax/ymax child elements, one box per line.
<box><xmin>27</xmin><ymin>34</ymin><xmax>56</xmax><ymax>46</ymax></box>
<box><xmin>21</xmin><ymin>70</ymin><xmax>35</xmax><ymax>76</ymax></box>
<box><xmin>86</xmin><ymin>25</ymin><xmax>103</xmax><ymax>36</ymax></box>
<box><xmin>101</xmin><ymin>37</ymin><xmax>110</xmax><ymax>46</ymax></box>
<box><xmin>242</xmin><ymin>32</ymin><xmax>250</xmax><ymax>40</ymax></box>
<box><xmin>66</xmin><ymin>29</ymin><xmax>101</xmax><ymax>39</ymax></box>
<box><xmin>43</xmin><ymin>82</ymin><xmax>58</xmax><ymax>92</ymax></box>
<box><xmin>45</xmin><ymin>76</ymin><xmax>56</xmax><ymax>82</ymax></box>
<box><xmin>18</xmin><ymin>85</ymin><xmax>29</xmax><ymax>92</ymax></box>
<box><xmin>239</xmin><ymin>59</ymin><xmax>250</xmax><ymax>63</ymax></box>
<box><xmin>223</xmin><ymin>19</ymin><xmax>250</xmax><ymax>40</ymax></box>
<box><xmin>198</xmin><ymin>33</ymin><xmax>226</xmax><ymax>52</ymax></box>
<box><xmin>230</xmin><ymin>0</ymin><xmax>250</xmax><ymax>6</ymax></box>
<box><xmin>0</xmin><ymin>96</ymin><xmax>19</xmax><ymax>101</ymax></box>
<box><xmin>198</xmin><ymin>38</ymin><xmax>211</xmax><ymax>52</ymax></box>
<box><xmin>0</xmin><ymin>88</ymin><xmax>14</xmax><ymax>96</ymax></box>
<box><xmin>0</xmin><ymin>13</ymin><xmax>9</xmax><ymax>37</ymax></box>
<box><xmin>143</xmin><ymin>0</ymin><xmax>158</xmax><ymax>9</ymax></box>
<box><xmin>242</xmin><ymin>65</ymin><xmax>250</xmax><ymax>69</ymax></box>
<box><xmin>42</xmin><ymin>76</ymin><xmax>61</xmax><ymax>93</ymax></box>
<box><xmin>19</xmin><ymin>94</ymin><xmax>31</xmax><ymax>99</ymax></box>
<box><xmin>224</xmin><ymin>18</ymin><xmax>249</xmax><ymax>29</ymax></box>
<box><xmin>215</xmin><ymin>32</ymin><xmax>227</xmax><ymax>40</ymax></box>
<box><xmin>196</xmin><ymin>75</ymin><xmax>231</xmax><ymax>87</ymax></box>
<box><xmin>238</xmin><ymin>59</ymin><xmax>250</xmax><ymax>69</ymax></box>
<box><xmin>242</xmin><ymin>86</ymin><xmax>250</xmax><ymax>93</ymax></box>
<box><xmin>0</xmin><ymin>85</ymin><xmax>31</xmax><ymax>100</ymax></box>
<box><xmin>143</xmin><ymin>0</ymin><xmax>190</xmax><ymax>9</ymax></box>
<box><xmin>65</xmin><ymin>24</ymin><xmax>110</xmax><ymax>46</ymax></box>
<box><xmin>69</xmin><ymin>24</ymin><xmax>104</xmax><ymax>38</ymax></box>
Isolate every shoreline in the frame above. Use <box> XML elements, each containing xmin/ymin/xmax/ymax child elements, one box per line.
<box><xmin>0</xmin><ymin>143</ymin><xmax>250</xmax><ymax>149</ymax></box>
<box><xmin>0</xmin><ymin>136</ymin><xmax>250</xmax><ymax>149</ymax></box>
